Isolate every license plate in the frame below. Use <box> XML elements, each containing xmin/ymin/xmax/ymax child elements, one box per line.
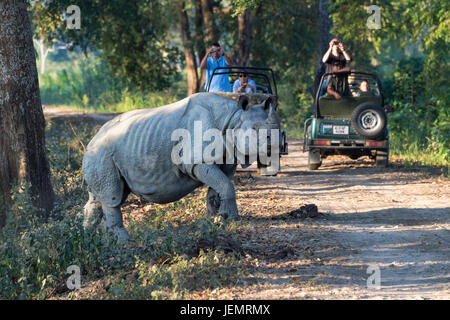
<box><xmin>333</xmin><ymin>125</ymin><xmax>349</xmax><ymax>134</ymax></box>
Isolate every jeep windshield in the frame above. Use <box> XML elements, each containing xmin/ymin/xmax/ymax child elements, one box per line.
<box><xmin>205</xmin><ymin>66</ymin><xmax>278</xmax><ymax>96</ymax></box>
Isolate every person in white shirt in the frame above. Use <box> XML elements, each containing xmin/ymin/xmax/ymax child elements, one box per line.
<box><xmin>233</xmin><ymin>72</ymin><xmax>256</xmax><ymax>94</ymax></box>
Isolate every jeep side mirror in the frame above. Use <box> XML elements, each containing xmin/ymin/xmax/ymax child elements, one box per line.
<box><xmin>384</xmin><ymin>104</ymin><xmax>392</xmax><ymax>113</ymax></box>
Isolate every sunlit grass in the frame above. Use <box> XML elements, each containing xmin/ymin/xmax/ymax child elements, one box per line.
<box><xmin>38</xmin><ymin>53</ymin><xmax>186</xmax><ymax>114</ymax></box>
<box><xmin>390</xmin><ymin>134</ymin><xmax>449</xmax><ymax>171</ymax></box>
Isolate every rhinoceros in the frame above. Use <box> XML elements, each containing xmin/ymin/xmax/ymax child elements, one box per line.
<box><xmin>82</xmin><ymin>92</ymin><xmax>280</xmax><ymax>241</ymax></box>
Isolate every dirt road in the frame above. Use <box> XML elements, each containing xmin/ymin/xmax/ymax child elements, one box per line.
<box><xmin>218</xmin><ymin>140</ymin><xmax>449</xmax><ymax>299</ymax></box>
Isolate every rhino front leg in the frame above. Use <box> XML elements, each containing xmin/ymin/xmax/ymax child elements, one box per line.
<box><xmin>102</xmin><ymin>204</ymin><xmax>130</xmax><ymax>242</ymax></box>
<box><xmin>206</xmin><ymin>165</ymin><xmax>236</xmax><ymax>217</ymax></box>
<box><xmin>193</xmin><ymin>164</ymin><xmax>238</xmax><ymax>220</ymax></box>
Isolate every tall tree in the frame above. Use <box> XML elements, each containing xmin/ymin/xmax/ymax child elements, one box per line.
<box><xmin>194</xmin><ymin>0</ymin><xmax>206</xmax><ymax>87</ymax></box>
<box><xmin>237</xmin><ymin>9</ymin><xmax>251</xmax><ymax>66</ymax></box>
<box><xmin>0</xmin><ymin>0</ymin><xmax>55</xmax><ymax>225</ymax></box>
<box><xmin>314</xmin><ymin>0</ymin><xmax>333</xmax><ymax>95</ymax></box>
<box><xmin>201</xmin><ymin>0</ymin><xmax>216</xmax><ymax>45</ymax></box>
<box><xmin>178</xmin><ymin>2</ymin><xmax>199</xmax><ymax>95</ymax></box>
<box><xmin>318</xmin><ymin>0</ymin><xmax>333</xmax><ymax>63</ymax></box>
<box><xmin>194</xmin><ymin>0</ymin><xmax>205</xmax><ymax>57</ymax></box>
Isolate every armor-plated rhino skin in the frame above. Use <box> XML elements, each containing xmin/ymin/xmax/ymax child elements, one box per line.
<box><xmin>82</xmin><ymin>92</ymin><xmax>280</xmax><ymax>241</ymax></box>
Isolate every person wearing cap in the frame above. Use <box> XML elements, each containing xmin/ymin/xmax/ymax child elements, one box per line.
<box><xmin>233</xmin><ymin>72</ymin><xmax>256</xmax><ymax>94</ymax></box>
<box><xmin>200</xmin><ymin>42</ymin><xmax>233</xmax><ymax>92</ymax></box>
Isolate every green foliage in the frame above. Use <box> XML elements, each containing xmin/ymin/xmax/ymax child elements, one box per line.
<box><xmin>30</xmin><ymin>0</ymin><xmax>182</xmax><ymax>92</ymax></box>
<box><xmin>115</xmin><ymin>251</ymin><xmax>241</xmax><ymax>299</ymax></box>
<box><xmin>231</xmin><ymin>0</ymin><xmax>262</xmax><ymax>16</ymax></box>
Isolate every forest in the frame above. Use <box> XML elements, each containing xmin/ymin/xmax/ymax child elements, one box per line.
<box><xmin>0</xmin><ymin>0</ymin><xmax>448</xmax><ymax>300</ymax></box>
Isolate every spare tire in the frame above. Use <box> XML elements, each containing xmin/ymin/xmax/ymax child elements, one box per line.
<box><xmin>351</xmin><ymin>102</ymin><xmax>386</xmax><ymax>139</ymax></box>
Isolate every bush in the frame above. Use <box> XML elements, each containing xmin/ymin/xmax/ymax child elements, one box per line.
<box><xmin>389</xmin><ymin>101</ymin><xmax>449</xmax><ymax>168</ymax></box>
<box><xmin>0</xmin><ymin>183</ymin><xmax>118</xmax><ymax>299</ymax></box>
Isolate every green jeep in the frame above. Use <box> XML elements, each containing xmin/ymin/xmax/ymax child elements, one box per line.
<box><xmin>303</xmin><ymin>71</ymin><xmax>390</xmax><ymax>170</ymax></box>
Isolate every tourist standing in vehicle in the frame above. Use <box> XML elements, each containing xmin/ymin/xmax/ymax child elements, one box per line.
<box><xmin>200</xmin><ymin>42</ymin><xmax>233</xmax><ymax>92</ymax></box>
<box><xmin>322</xmin><ymin>38</ymin><xmax>351</xmax><ymax>73</ymax></box>
<box><xmin>320</xmin><ymin>39</ymin><xmax>352</xmax><ymax>96</ymax></box>
<box><xmin>233</xmin><ymin>72</ymin><xmax>256</xmax><ymax>94</ymax></box>
<box><xmin>326</xmin><ymin>63</ymin><xmax>351</xmax><ymax>100</ymax></box>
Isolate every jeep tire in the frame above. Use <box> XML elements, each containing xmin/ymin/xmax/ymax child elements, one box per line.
<box><xmin>308</xmin><ymin>149</ymin><xmax>321</xmax><ymax>170</ymax></box>
<box><xmin>351</xmin><ymin>103</ymin><xmax>387</xmax><ymax>139</ymax></box>
<box><xmin>376</xmin><ymin>150</ymin><xmax>389</xmax><ymax>168</ymax></box>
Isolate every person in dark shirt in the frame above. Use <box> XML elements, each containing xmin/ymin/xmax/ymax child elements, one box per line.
<box><xmin>326</xmin><ymin>63</ymin><xmax>350</xmax><ymax>100</ymax></box>
<box><xmin>319</xmin><ymin>38</ymin><xmax>352</xmax><ymax>96</ymax></box>
<box><xmin>322</xmin><ymin>38</ymin><xmax>351</xmax><ymax>73</ymax></box>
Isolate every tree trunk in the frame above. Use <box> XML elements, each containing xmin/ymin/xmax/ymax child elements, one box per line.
<box><xmin>201</xmin><ymin>0</ymin><xmax>216</xmax><ymax>46</ymax></box>
<box><xmin>34</xmin><ymin>38</ymin><xmax>56</xmax><ymax>74</ymax></box>
<box><xmin>0</xmin><ymin>0</ymin><xmax>55</xmax><ymax>225</ymax></box>
<box><xmin>237</xmin><ymin>9</ymin><xmax>251</xmax><ymax>66</ymax></box>
<box><xmin>178</xmin><ymin>2</ymin><xmax>199</xmax><ymax>95</ymax></box>
<box><xmin>314</xmin><ymin>0</ymin><xmax>333</xmax><ymax>95</ymax></box>
<box><xmin>194</xmin><ymin>0</ymin><xmax>205</xmax><ymax>58</ymax></box>
<box><xmin>194</xmin><ymin>0</ymin><xmax>206</xmax><ymax>88</ymax></box>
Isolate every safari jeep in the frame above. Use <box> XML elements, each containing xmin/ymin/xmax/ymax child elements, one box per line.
<box><xmin>205</xmin><ymin>66</ymin><xmax>288</xmax><ymax>175</ymax></box>
<box><xmin>303</xmin><ymin>71</ymin><xmax>390</xmax><ymax>170</ymax></box>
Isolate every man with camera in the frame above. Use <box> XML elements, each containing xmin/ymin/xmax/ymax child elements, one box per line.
<box><xmin>319</xmin><ymin>38</ymin><xmax>352</xmax><ymax>96</ymax></box>
<box><xmin>200</xmin><ymin>42</ymin><xmax>233</xmax><ymax>92</ymax></box>
<box><xmin>322</xmin><ymin>38</ymin><xmax>351</xmax><ymax>73</ymax></box>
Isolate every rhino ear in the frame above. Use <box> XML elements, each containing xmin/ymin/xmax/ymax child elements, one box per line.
<box><xmin>238</xmin><ymin>95</ymin><xmax>249</xmax><ymax>111</ymax></box>
<box><xmin>264</xmin><ymin>97</ymin><xmax>275</xmax><ymax>111</ymax></box>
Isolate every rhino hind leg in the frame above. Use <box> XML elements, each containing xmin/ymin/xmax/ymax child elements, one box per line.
<box><xmin>83</xmin><ymin>191</ymin><xmax>103</xmax><ymax>228</ymax></box>
<box><xmin>102</xmin><ymin>204</ymin><xmax>130</xmax><ymax>242</ymax></box>
<box><xmin>206</xmin><ymin>187</ymin><xmax>220</xmax><ymax>216</ymax></box>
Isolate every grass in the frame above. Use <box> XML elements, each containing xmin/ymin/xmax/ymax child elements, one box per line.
<box><xmin>38</xmin><ymin>52</ymin><xmax>186</xmax><ymax>114</ymax></box>
<box><xmin>0</xmin><ymin>117</ymin><xmax>248</xmax><ymax>300</ymax></box>
<box><xmin>389</xmin><ymin>135</ymin><xmax>449</xmax><ymax>174</ymax></box>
